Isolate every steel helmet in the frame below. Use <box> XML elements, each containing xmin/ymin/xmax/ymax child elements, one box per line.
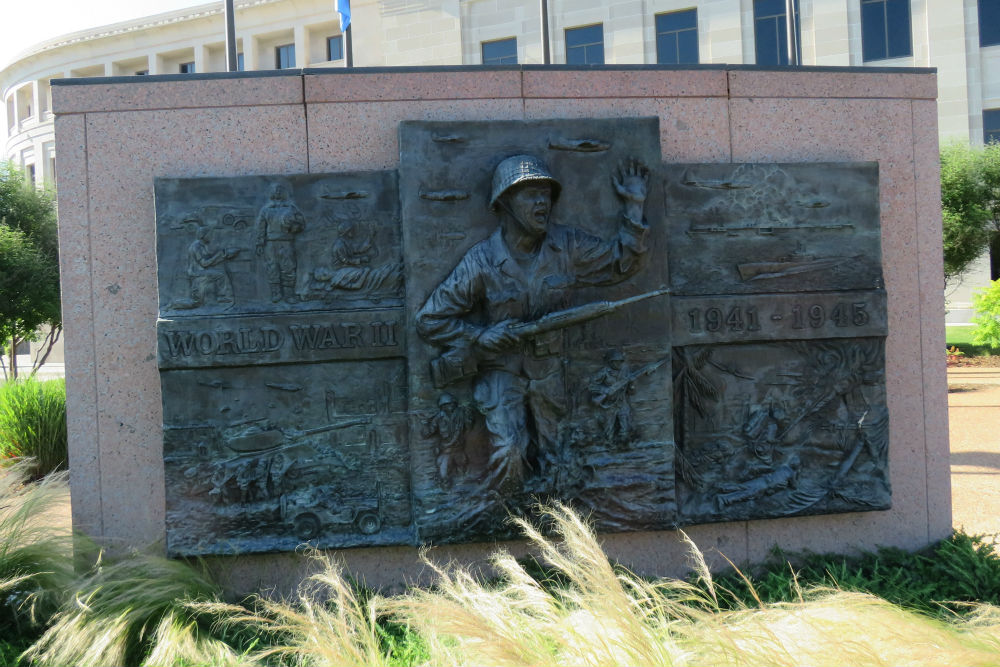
<box><xmin>489</xmin><ymin>155</ymin><xmax>561</xmax><ymax>211</ymax></box>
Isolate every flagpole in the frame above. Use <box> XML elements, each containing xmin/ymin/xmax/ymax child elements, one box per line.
<box><xmin>785</xmin><ymin>0</ymin><xmax>798</xmax><ymax>65</ymax></box>
<box><xmin>540</xmin><ymin>0</ymin><xmax>550</xmax><ymax>64</ymax></box>
<box><xmin>337</xmin><ymin>0</ymin><xmax>353</xmax><ymax>68</ymax></box>
<box><xmin>224</xmin><ymin>0</ymin><xmax>238</xmax><ymax>72</ymax></box>
<box><xmin>346</xmin><ymin>24</ymin><xmax>353</xmax><ymax>67</ymax></box>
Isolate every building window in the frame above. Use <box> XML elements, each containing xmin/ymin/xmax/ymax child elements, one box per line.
<box><xmin>656</xmin><ymin>9</ymin><xmax>699</xmax><ymax>64</ymax></box>
<box><xmin>753</xmin><ymin>0</ymin><xmax>800</xmax><ymax>66</ymax></box>
<box><xmin>327</xmin><ymin>35</ymin><xmax>344</xmax><ymax>61</ymax></box>
<box><xmin>861</xmin><ymin>0</ymin><xmax>912</xmax><ymax>61</ymax></box>
<box><xmin>237</xmin><ymin>53</ymin><xmax>245</xmax><ymax>71</ymax></box>
<box><xmin>135</xmin><ymin>70</ymin><xmax>149</xmax><ymax>76</ymax></box>
<box><xmin>275</xmin><ymin>44</ymin><xmax>296</xmax><ymax>69</ymax></box>
<box><xmin>482</xmin><ymin>37</ymin><xmax>517</xmax><ymax>65</ymax></box>
<box><xmin>566</xmin><ymin>24</ymin><xmax>604</xmax><ymax>65</ymax></box>
<box><xmin>986</xmin><ymin>109</ymin><xmax>1000</xmax><ymax>144</ymax></box>
<box><xmin>179</xmin><ymin>62</ymin><xmax>195</xmax><ymax>74</ymax></box>
<box><xmin>26</xmin><ymin>164</ymin><xmax>35</xmax><ymax>184</ymax></box>
<box><xmin>981</xmin><ymin>0</ymin><xmax>1000</xmax><ymax>47</ymax></box>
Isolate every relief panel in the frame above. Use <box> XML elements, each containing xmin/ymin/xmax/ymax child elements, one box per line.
<box><xmin>399</xmin><ymin>118</ymin><xmax>675</xmax><ymax>543</ymax></box>
<box><xmin>153</xmin><ymin>121</ymin><xmax>890</xmax><ymax>556</ymax></box>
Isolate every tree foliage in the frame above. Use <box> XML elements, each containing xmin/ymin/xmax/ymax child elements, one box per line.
<box><xmin>973</xmin><ymin>280</ymin><xmax>1000</xmax><ymax>348</ymax></box>
<box><xmin>0</xmin><ymin>163</ymin><xmax>60</xmax><ymax>377</ymax></box>
<box><xmin>941</xmin><ymin>142</ymin><xmax>1000</xmax><ymax>281</ymax></box>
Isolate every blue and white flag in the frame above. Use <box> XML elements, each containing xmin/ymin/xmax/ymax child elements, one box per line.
<box><xmin>336</xmin><ymin>0</ymin><xmax>351</xmax><ymax>31</ymax></box>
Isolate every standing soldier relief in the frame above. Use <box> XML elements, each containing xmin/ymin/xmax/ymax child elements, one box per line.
<box><xmin>416</xmin><ymin>155</ymin><xmax>652</xmax><ymax>494</ymax></box>
<box><xmin>256</xmin><ymin>183</ymin><xmax>305</xmax><ymax>304</ymax></box>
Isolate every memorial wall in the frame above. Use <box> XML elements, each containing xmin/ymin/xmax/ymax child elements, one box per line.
<box><xmin>52</xmin><ymin>65</ymin><xmax>949</xmax><ymax>590</ymax></box>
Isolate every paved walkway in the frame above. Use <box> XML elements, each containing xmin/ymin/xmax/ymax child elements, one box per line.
<box><xmin>949</xmin><ymin>366</ymin><xmax>1000</xmax><ymax>537</ymax></box>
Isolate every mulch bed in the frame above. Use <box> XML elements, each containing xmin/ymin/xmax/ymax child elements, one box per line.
<box><xmin>948</xmin><ymin>355</ymin><xmax>1000</xmax><ymax>368</ymax></box>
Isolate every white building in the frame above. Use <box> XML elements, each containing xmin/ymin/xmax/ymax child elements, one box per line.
<box><xmin>2</xmin><ymin>0</ymin><xmax>1000</xmax><ymax>324</ymax></box>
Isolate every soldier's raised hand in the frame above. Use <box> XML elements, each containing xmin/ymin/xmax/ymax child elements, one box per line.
<box><xmin>612</xmin><ymin>158</ymin><xmax>650</xmax><ymax>205</ymax></box>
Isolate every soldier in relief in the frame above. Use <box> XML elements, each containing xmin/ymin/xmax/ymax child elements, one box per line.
<box><xmin>416</xmin><ymin>155</ymin><xmax>651</xmax><ymax>494</ymax></box>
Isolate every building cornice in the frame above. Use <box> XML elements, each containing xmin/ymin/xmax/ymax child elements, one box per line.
<box><xmin>1</xmin><ymin>0</ymin><xmax>284</xmax><ymax>77</ymax></box>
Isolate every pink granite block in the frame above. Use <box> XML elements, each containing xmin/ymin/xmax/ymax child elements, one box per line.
<box><xmin>524</xmin><ymin>97</ymin><xmax>731</xmax><ymax>163</ymax></box>
<box><xmin>305</xmin><ymin>69</ymin><xmax>523</xmax><ymax>103</ymax></box>
<box><xmin>206</xmin><ymin>523</ymin><xmax>748</xmax><ymax>595</ymax></box>
<box><xmin>53</xmin><ymin>113</ymin><xmax>103</xmax><ymax>536</ymax></box>
<box><xmin>602</xmin><ymin>523</ymin><xmax>748</xmax><ymax>579</ymax></box>
<box><xmin>729</xmin><ymin>97</ymin><xmax>914</xmax><ymax>163</ymax></box>
<box><xmin>307</xmin><ymin>99</ymin><xmax>524</xmax><ymax>172</ymax></box>
<box><xmin>523</xmin><ymin>68</ymin><xmax>728</xmax><ymax>99</ymax></box>
<box><xmin>80</xmin><ymin>104</ymin><xmax>308</xmax><ymax>549</ymax></box>
<box><xmin>52</xmin><ymin>74</ymin><xmax>303</xmax><ymax>114</ymax></box>
<box><xmin>205</xmin><ymin>541</ymin><xmax>535</xmax><ymax>596</ymax></box>
<box><xmin>911</xmin><ymin>99</ymin><xmax>951</xmax><ymax>541</ymax></box>
<box><xmin>728</xmin><ymin>70</ymin><xmax>937</xmax><ymax>100</ymax></box>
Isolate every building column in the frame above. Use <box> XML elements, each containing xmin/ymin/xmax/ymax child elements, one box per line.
<box><xmin>194</xmin><ymin>43</ymin><xmax>209</xmax><ymax>73</ymax></box>
<box><xmin>242</xmin><ymin>34</ymin><xmax>258</xmax><ymax>70</ymax></box>
<box><xmin>31</xmin><ymin>81</ymin><xmax>42</xmax><ymax>122</ymax></box>
<box><xmin>294</xmin><ymin>24</ymin><xmax>308</xmax><ymax>67</ymax></box>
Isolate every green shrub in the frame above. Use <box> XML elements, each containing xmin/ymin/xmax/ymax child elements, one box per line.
<box><xmin>709</xmin><ymin>531</ymin><xmax>1000</xmax><ymax>617</ymax></box>
<box><xmin>973</xmin><ymin>279</ymin><xmax>1000</xmax><ymax>349</ymax></box>
<box><xmin>0</xmin><ymin>378</ymin><xmax>67</xmax><ymax>477</ymax></box>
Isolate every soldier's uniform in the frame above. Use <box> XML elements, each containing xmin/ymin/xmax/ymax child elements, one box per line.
<box><xmin>186</xmin><ymin>234</ymin><xmax>234</xmax><ymax>306</ymax></box>
<box><xmin>416</xmin><ymin>155</ymin><xmax>648</xmax><ymax>491</ymax></box>
<box><xmin>256</xmin><ymin>185</ymin><xmax>305</xmax><ymax>303</ymax></box>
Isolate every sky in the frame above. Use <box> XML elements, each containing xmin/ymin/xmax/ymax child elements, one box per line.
<box><xmin>0</xmin><ymin>0</ymin><xmax>207</xmax><ymax>70</ymax></box>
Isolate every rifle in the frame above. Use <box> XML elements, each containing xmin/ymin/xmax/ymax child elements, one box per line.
<box><xmin>430</xmin><ymin>288</ymin><xmax>670</xmax><ymax>387</ymax></box>
<box><xmin>594</xmin><ymin>356</ymin><xmax>669</xmax><ymax>407</ymax></box>
<box><xmin>507</xmin><ymin>288</ymin><xmax>670</xmax><ymax>338</ymax></box>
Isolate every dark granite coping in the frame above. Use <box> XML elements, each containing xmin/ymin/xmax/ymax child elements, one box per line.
<box><xmin>50</xmin><ymin>63</ymin><xmax>936</xmax><ymax>86</ymax></box>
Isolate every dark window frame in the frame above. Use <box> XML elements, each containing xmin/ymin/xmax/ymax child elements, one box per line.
<box><xmin>753</xmin><ymin>0</ymin><xmax>801</xmax><ymax>66</ymax></box>
<box><xmin>327</xmin><ymin>35</ymin><xmax>344</xmax><ymax>61</ymax></box>
<box><xmin>565</xmin><ymin>23</ymin><xmax>605</xmax><ymax>65</ymax></box>
<box><xmin>985</xmin><ymin>109</ymin><xmax>1000</xmax><ymax>144</ymax></box>
<box><xmin>179</xmin><ymin>61</ymin><xmax>196</xmax><ymax>74</ymax></box>
<box><xmin>980</xmin><ymin>0</ymin><xmax>1000</xmax><ymax>47</ymax></box>
<box><xmin>861</xmin><ymin>0</ymin><xmax>912</xmax><ymax>62</ymax></box>
<box><xmin>655</xmin><ymin>8</ymin><xmax>699</xmax><ymax>64</ymax></box>
<box><xmin>482</xmin><ymin>37</ymin><xmax>518</xmax><ymax>65</ymax></box>
<box><xmin>275</xmin><ymin>43</ymin><xmax>296</xmax><ymax>69</ymax></box>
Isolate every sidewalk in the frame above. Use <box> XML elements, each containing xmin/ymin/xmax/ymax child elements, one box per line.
<box><xmin>948</xmin><ymin>366</ymin><xmax>1000</xmax><ymax>537</ymax></box>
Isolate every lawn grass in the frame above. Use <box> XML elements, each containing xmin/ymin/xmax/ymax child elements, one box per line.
<box><xmin>947</xmin><ymin>324</ymin><xmax>1000</xmax><ymax>356</ymax></box>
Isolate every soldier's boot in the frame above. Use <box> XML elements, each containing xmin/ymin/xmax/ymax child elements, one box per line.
<box><xmin>270</xmin><ymin>285</ymin><xmax>282</xmax><ymax>303</ymax></box>
<box><xmin>282</xmin><ymin>284</ymin><xmax>299</xmax><ymax>304</ymax></box>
